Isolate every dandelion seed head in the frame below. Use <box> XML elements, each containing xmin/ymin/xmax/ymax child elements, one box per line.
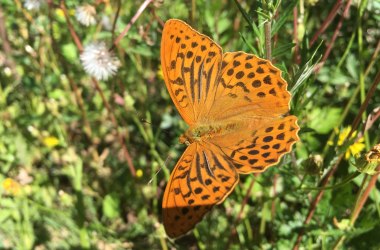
<box><xmin>80</xmin><ymin>42</ymin><xmax>120</xmax><ymax>81</ymax></box>
<box><xmin>75</xmin><ymin>4</ymin><xmax>97</xmax><ymax>26</ymax></box>
<box><xmin>24</xmin><ymin>0</ymin><xmax>44</xmax><ymax>10</ymax></box>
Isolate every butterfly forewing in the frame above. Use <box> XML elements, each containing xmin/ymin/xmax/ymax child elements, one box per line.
<box><xmin>161</xmin><ymin>19</ymin><xmax>223</xmax><ymax>125</ymax></box>
<box><xmin>205</xmin><ymin>52</ymin><xmax>292</xmax><ymax>123</ymax></box>
<box><xmin>162</xmin><ymin>142</ymin><xmax>238</xmax><ymax>238</ymax></box>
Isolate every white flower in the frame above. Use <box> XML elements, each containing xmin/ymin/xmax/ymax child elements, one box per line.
<box><xmin>75</xmin><ymin>4</ymin><xmax>97</xmax><ymax>26</ymax></box>
<box><xmin>101</xmin><ymin>16</ymin><xmax>112</xmax><ymax>31</ymax></box>
<box><xmin>24</xmin><ymin>0</ymin><xmax>44</xmax><ymax>10</ymax></box>
<box><xmin>80</xmin><ymin>42</ymin><xmax>120</xmax><ymax>81</ymax></box>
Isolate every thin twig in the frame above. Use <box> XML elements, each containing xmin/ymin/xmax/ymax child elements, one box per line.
<box><xmin>0</xmin><ymin>7</ymin><xmax>20</xmax><ymax>82</ymax></box>
<box><xmin>292</xmin><ymin>155</ymin><xmax>342</xmax><ymax>250</ymax></box>
<box><xmin>264</xmin><ymin>21</ymin><xmax>272</xmax><ymax>61</ymax></box>
<box><xmin>111</xmin><ymin>0</ymin><xmax>153</xmax><ymax>50</ymax></box>
<box><xmin>271</xmin><ymin>174</ymin><xmax>278</xmax><ymax>219</ymax></box>
<box><xmin>364</xmin><ymin>40</ymin><xmax>380</xmax><ymax>76</ymax></box>
<box><xmin>309</xmin><ymin>0</ymin><xmax>343</xmax><ymax>47</ymax></box>
<box><xmin>60</xmin><ymin>0</ymin><xmax>83</xmax><ymax>52</ymax></box>
<box><xmin>332</xmin><ymin>165</ymin><xmax>380</xmax><ymax>249</ymax></box>
<box><xmin>315</xmin><ymin>0</ymin><xmax>352</xmax><ymax>73</ymax></box>
<box><xmin>91</xmin><ymin>78</ymin><xmax>136</xmax><ymax>176</ymax></box>
<box><xmin>347</xmin><ymin>70</ymin><xmax>380</xmax><ymax>139</ymax></box>
<box><xmin>225</xmin><ymin>175</ymin><xmax>257</xmax><ymax>249</ymax></box>
<box><xmin>293</xmin><ymin>6</ymin><xmax>300</xmax><ymax>64</ymax></box>
<box><xmin>111</xmin><ymin>0</ymin><xmax>122</xmax><ymax>42</ymax></box>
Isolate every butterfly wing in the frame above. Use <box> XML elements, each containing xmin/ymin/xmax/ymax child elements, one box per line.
<box><xmin>162</xmin><ymin>142</ymin><xmax>238</xmax><ymax>238</ymax></box>
<box><xmin>202</xmin><ymin>51</ymin><xmax>299</xmax><ymax>173</ymax></box>
<box><xmin>211</xmin><ymin>116</ymin><xmax>299</xmax><ymax>173</ymax></box>
<box><xmin>204</xmin><ymin>52</ymin><xmax>292</xmax><ymax>123</ymax></box>
<box><xmin>161</xmin><ymin>19</ymin><xmax>223</xmax><ymax>125</ymax></box>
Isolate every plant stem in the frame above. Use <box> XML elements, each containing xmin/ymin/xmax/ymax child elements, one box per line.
<box><xmin>60</xmin><ymin>1</ymin><xmax>83</xmax><ymax>51</ymax></box>
<box><xmin>333</xmin><ymin>165</ymin><xmax>380</xmax><ymax>249</ymax></box>
<box><xmin>301</xmin><ymin>171</ymin><xmax>360</xmax><ymax>191</ymax></box>
<box><xmin>92</xmin><ymin>78</ymin><xmax>136</xmax><ymax>176</ymax></box>
<box><xmin>111</xmin><ymin>0</ymin><xmax>153</xmax><ymax>50</ymax></box>
<box><xmin>309</xmin><ymin>0</ymin><xmax>342</xmax><ymax>47</ymax></box>
<box><xmin>264</xmin><ymin>21</ymin><xmax>272</xmax><ymax>61</ymax></box>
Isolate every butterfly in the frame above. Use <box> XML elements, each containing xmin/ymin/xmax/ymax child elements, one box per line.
<box><xmin>160</xmin><ymin>19</ymin><xmax>299</xmax><ymax>238</ymax></box>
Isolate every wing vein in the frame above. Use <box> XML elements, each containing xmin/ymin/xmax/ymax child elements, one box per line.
<box><xmin>202</xmin><ymin>150</ymin><xmax>215</xmax><ymax>179</ymax></box>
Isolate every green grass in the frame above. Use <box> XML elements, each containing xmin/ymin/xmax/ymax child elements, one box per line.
<box><xmin>0</xmin><ymin>0</ymin><xmax>380</xmax><ymax>249</ymax></box>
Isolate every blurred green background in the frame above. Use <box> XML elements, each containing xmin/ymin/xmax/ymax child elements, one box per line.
<box><xmin>0</xmin><ymin>0</ymin><xmax>380</xmax><ymax>249</ymax></box>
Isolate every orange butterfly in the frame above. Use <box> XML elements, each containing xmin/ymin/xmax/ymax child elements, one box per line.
<box><xmin>161</xmin><ymin>19</ymin><xmax>299</xmax><ymax>238</ymax></box>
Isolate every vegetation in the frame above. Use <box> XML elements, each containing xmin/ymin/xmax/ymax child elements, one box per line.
<box><xmin>0</xmin><ymin>0</ymin><xmax>379</xmax><ymax>249</ymax></box>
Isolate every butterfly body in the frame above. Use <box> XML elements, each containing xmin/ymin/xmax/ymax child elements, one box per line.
<box><xmin>180</xmin><ymin>121</ymin><xmax>242</xmax><ymax>145</ymax></box>
<box><xmin>161</xmin><ymin>19</ymin><xmax>299</xmax><ymax>238</ymax></box>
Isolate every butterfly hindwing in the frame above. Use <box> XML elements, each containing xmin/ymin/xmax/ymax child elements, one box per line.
<box><xmin>211</xmin><ymin>116</ymin><xmax>299</xmax><ymax>173</ymax></box>
<box><xmin>162</xmin><ymin>142</ymin><xmax>239</xmax><ymax>238</ymax></box>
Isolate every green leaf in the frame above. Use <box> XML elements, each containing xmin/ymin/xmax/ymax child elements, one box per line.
<box><xmin>62</xmin><ymin>43</ymin><xmax>78</xmax><ymax>63</ymax></box>
<box><xmin>291</xmin><ymin>41</ymin><xmax>323</xmax><ymax>95</ymax></box>
<box><xmin>308</xmin><ymin>107</ymin><xmax>342</xmax><ymax>134</ymax></box>
<box><xmin>240</xmin><ymin>32</ymin><xmax>259</xmax><ymax>55</ymax></box>
<box><xmin>271</xmin><ymin>1</ymin><xmax>297</xmax><ymax>36</ymax></box>
<box><xmin>102</xmin><ymin>193</ymin><xmax>120</xmax><ymax>219</ymax></box>
<box><xmin>272</xmin><ymin>42</ymin><xmax>296</xmax><ymax>58</ymax></box>
<box><xmin>233</xmin><ymin>0</ymin><xmax>253</xmax><ymax>28</ymax></box>
<box><xmin>234</xmin><ymin>0</ymin><xmax>263</xmax><ymax>45</ymax></box>
<box><xmin>317</xmin><ymin>67</ymin><xmax>351</xmax><ymax>85</ymax></box>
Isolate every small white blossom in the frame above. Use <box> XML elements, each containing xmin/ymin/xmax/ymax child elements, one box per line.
<box><xmin>80</xmin><ymin>42</ymin><xmax>120</xmax><ymax>81</ymax></box>
<box><xmin>75</xmin><ymin>4</ymin><xmax>97</xmax><ymax>26</ymax></box>
<box><xmin>24</xmin><ymin>0</ymin><xmax>44</xmax><ymax>10</ymax></box>
<box><xmin>101</xmin><ymin>16</ymin><xmax>112</xmax><ymax>31</ymax></box>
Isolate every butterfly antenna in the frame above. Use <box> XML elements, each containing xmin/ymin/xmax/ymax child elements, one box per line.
<box><xmin>148</xmin><ymin>154</ymin><xmax>172</xmax><ymax>185</ymax></box>
<box><xmin>137</xmin><ymin>112</ymin><xmax>173</xmax><ymax>137</ymax></box>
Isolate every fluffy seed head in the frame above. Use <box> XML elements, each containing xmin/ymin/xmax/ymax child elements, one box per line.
<box><xmin>75</xmin><ymin>4</ymin><xmax>97</xmax><ymax>26</ymax></box>
<box><xmin>80</xmin><ymin>42</ymin><xmax>120</xmax><ymax>81</ymax></box>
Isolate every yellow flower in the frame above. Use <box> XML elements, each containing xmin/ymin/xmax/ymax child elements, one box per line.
<box><xmin>2</xmin><ymin>178</ymin><xmax>21</xmax><ymax>196</ymax></box>
<box><xmin>43</xmin><ymin>136</ymin><xmax>60</xmax><ymax>148</ymax></box>
<box><xmin>55</xmin><ymin>9</ymin><xmax>65</xmax><ymax>18</ymax></box>
<box><xmin>336</xmin><ymin>126</ymin><xmax>365</xmax><ymax>159</ymax></box>
<box><xmin>136</xmin><ymin>169</ymin><xmax>143</xmax><ymax>178</ymax></box>
<box><xmin>157</xmin><ymin>65</ymin><xmax>164</xmax><ymax>80</ymax></box>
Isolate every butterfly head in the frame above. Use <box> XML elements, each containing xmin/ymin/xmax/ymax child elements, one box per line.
<box><xmin>179</xmin><ymin>131</ymin><xmax>194</xmax><ymax>146</ymax></box>
<box><xmin>179</xmin><ymin>127</ymin><xmax>204</xmax><ymax>146</ymax></box>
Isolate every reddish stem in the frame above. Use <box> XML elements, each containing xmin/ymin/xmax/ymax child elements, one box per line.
<box><xmin>293</xmin><ymin>6</ymin><xmax>301</xmax><ymax>64</ymax></box>
<box><xmin>315</xmin><ymin>0</ymin><xmax>352</xmax><ymax>73</ymax></box>
<box><xmin>350</xmin><ymin>165</ymin><xmax>380</xmax><ymax>223</ymax></box>
<box><xmin>226</xmin><ymin>174</ymin><xmax>258</xmax><ymax>249</ymax></box>
<box><xmin>271</xmin><ymin>174</ymin><xmax>278</xmax><ymax>220</ymax></box>
<box><xmin>92</xmin><ymin>78</ymin><xmax>136</xmax><ymax>176</ymax></box>
<box><xmin>309</xmin><ymin>0</ymin><xmax>343</xmax><ymax>47</ymax></box>
<box><xmin>347</xmin><ymin>70</ymin><xmax>380</xmax><ymax>139</ymax></box>
<box><xmin>60</xmin><ymin>1</ymin><xmax>83</xmax><ymax>52</ymax></box>
<box><xmin>111</xmin><ymin>0</ymin><xmax>153</xmax><ymax>49</ymax></box>
<box><xmin>292</xmin><ymin>157</ymin><xmax>341</xmax><ymax>250</ymax></box>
